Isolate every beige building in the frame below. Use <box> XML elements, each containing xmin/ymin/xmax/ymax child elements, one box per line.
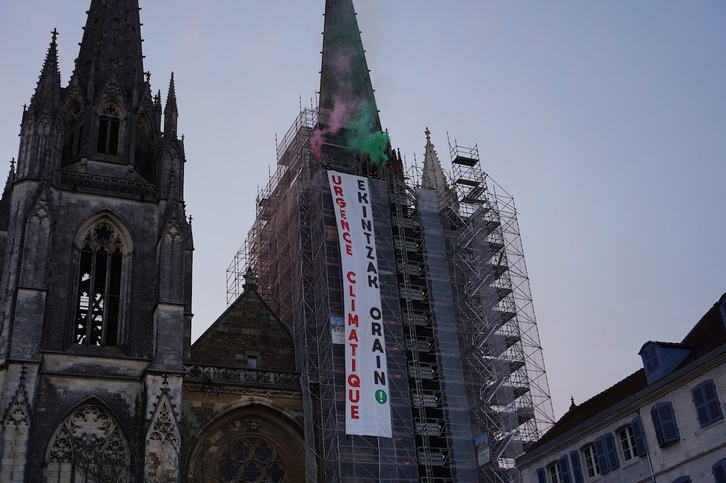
<box><xmin>517</xmin><ymin>295</ymin><xmax>726</xmax><ymax>483</ymax></box>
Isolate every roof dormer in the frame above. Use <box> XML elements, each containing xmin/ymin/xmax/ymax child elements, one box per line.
<box><xmin>638</xmin><ymin>341</ymin><xmax>691</xmax><ymax>385</ymax></box>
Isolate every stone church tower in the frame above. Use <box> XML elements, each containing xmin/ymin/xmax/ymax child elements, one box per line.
<box><xmin>0</xmin><ymin>0</ymin><xmax>192</xmax><ymax>480</ymax></box>
<box><xmin>0</xmin><ymin>1</ymin><xmax>305</xmax><ymax>481</ymax></box>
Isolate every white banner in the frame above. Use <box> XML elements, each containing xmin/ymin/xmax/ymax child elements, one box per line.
<box><xmin>328</xmin><ymin>171</ymin><xmax>391</xmax><ymax>437</ymax></box>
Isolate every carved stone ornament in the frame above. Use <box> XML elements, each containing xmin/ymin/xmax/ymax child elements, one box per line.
<box><xmin>148</xmin><ymin>395</ymin><xmax>179</xmax><ymax>445</ymax></box>
<box><xmin>244</xmin><ymin>417</ymin><xmax>261</xmax><ymax>433</ymax></box>
<box><xmin>3</xmin><ymin>378</ymin><xmax>30</xmax><ymax>427</ymax></box>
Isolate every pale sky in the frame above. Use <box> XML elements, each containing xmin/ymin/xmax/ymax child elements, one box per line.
<box><xmin>1</xmin><ymin>1</ymin><xmax>724</xmax><ymax>421</ymax></box>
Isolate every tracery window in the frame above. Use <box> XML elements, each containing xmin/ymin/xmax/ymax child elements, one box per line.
<box><xmin>97</xmin><ymin>104</ymin><xmax>121</xmax><ymax>156</ymax></box>
<box><xmin>216</xmin><ymin>437</ymin><xmax>287</xmax><ymax>483</ymax></box>
<box><xmin>45</xmin><ymin>404</ymin><xmax>131</xmax><ymax>482</ymax></box>
<box><xmin>74</xmin><ymin>221</ymin><xmax>126</xmax><ymax>347</ymax></box>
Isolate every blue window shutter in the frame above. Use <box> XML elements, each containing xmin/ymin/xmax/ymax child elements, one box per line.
<box><xmin>569</xmin><ymin>450</ymin><xmax>584</xmax><ymax>483</ymax></box>
<box><xmin>604</xmin><ymin>433</ymin><xmax>620</xmax><ymax>470</ymax></box>
<box><xmin>536</xmin><ymin>467</ymin><xmax>546</xmax><ymax>483</ymax></box>
<box><xmin>651</xmin><ymin>404</ymin><xmax>664</xmax><ymax>446</ymax></box>
<box><xmin>692</xmin><ymin>380</ymin><xmax>723</xmax><ymax>427</ymax></box>
<box><xmin>594</xmin><ymin>435</ymin><xmax>610</xmax><ymax>473</ymax></box>
<box><xmin>714</xmin><ymin>457</ymin><xmax>726</xmax><ymax>483</ymax></box>
<box><xmin>692</xmin><ymin>382</ymin><xmax>709</xmax><ymax>426</ymax></box>
<box><xmin>559</xmin><ymin>454</ymin><xmax>572</xmax><ymax>483</ymax></box>
<box><xmin>703</xmin><ymin>381</ymin><xmax>723</xmax><ymax>422</ymax></box>
<box><xmin>659</xmin><ymin>402</ymin><xmax>680</xmax><ymax>444</ymax></box>
<box><xmin>631</xmin><ymin>415</ymin><xmax>648</xmax><ymax>456</ymax></box>
<box><xmin>652</xmin><ymin>402</ymin><xmax>680</xmax><ymax>446</ymax></box>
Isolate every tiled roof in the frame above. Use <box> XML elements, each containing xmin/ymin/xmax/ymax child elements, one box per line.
<box><xmin>527</xmin><ymin>296</ymin><xmax>726</xmax><ymax>452</ymax></box>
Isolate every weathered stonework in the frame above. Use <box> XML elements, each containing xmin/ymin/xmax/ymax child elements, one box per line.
<box><xmin>183</xmin><ymin>289</ymin><xmax>303</xmax><ymax>481</ymax></box>
<box><xmin>192</xmin><ymin>289</ymin><xmax>295</xmax><ymax>372</ymax></box>
<box><xmin>0</xmin><ymin>3</ymin><xmax>303</xmax><ymax>481</ymax></box>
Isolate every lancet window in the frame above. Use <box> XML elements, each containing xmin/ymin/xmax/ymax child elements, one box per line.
<box><xmin>97</xmin><ymin>103</ymin><xmax>121</xmax><ymax>156</ymax></box>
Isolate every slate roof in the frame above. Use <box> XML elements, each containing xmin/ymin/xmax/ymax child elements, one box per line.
<box><xmin>526</xmin><ymin>294</ymin><xmax>726</xmax><ymax>452</ymax></box>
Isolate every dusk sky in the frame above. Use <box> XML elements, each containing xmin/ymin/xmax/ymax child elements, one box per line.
<box><xmin>1</xmin><ymin>1</ymin><xmax>724</xmax><ymax>421</ymax></box>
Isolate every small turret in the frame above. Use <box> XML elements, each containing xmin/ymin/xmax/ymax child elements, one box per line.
<box><xmin>28</xmin><ymin>29</ymin><xmax>62</xmax><ymax>118</ymax></box>
<box><xmin>16</xmin><ymin>31</ymin><xmax>63</xmax><ymax>181</ymax></box>
<box><xmin>164</xmin><ymin>73</ymin><xmax>179</xmax><ymax>139</ymax></box>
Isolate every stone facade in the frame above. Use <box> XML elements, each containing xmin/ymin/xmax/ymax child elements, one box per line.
<box><xmin>183</xmin><ymin>289</ymin><xmax>304</xmax><ymax>482</ymax></box>
<box><xmin>0</xmin><ymin>2</ymin><xmax>302</xmax><ymax>481</ymax></box>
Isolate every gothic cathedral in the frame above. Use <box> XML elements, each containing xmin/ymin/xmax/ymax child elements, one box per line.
<box><xmin>0</xmin><ymin>1</ymin><xmax>304</xmax><ymax>481</ymax></box>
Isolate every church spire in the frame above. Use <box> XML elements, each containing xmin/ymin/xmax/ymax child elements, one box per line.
<box><xmin>311</xmin><ymin>0</ymin><xmax>391</xmax><ymax>169</ymax></box>
<box><xmin>421</xmin><ymin>128</ymin><xmax>448</xmax><ymax>190</ymax></box>
<box><xmin>319</xmin><ymin>0</ymin><xmax>381</xmax><ymax>132</ymax></box>
<box><xmin>70</xmin><ymin>0</ymin><xmax>144</xmax><ymax>106</ymax></box>
<box><xmin>28</xmin><ymin>29</ymin><xmax>61</xmax><ymax>116</ymax></box>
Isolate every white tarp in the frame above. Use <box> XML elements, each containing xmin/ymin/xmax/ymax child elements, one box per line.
<box><xmin>328</xmin><ymin>171</ymin><xmax>391</xmax><ymax>437</ymax></box>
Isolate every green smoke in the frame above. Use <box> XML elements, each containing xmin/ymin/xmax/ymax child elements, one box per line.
<box><xmin>346</xmin><ymin>101</ymin><xmax>389</xmax><ymax>167</ymax></box>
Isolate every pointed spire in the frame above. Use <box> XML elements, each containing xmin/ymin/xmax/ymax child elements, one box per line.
<box><xmin>70</xmin><ymin>0</ymin><xmax>144</xmax><ymax>106</ymax></box>
<box><xmin>164</xmin><ymin>73</ymin><xmax>178</xmax><ymax>139</ymax></box>
<box><xmin>421</xmin><ymin>128</ymin><xmax>448</xmax><ymax>190</ymax></box>
<box><xmin>29</xmin><ymin>29</ymin><xmax>62</xmax><ymax>116</ymax></box>
<box><xmin>319</xmin><ymin>0</ymin><xmax>381</xmax><ymax>131</ymax></box>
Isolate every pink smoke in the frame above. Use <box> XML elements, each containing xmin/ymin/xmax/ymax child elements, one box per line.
<box><xmin>311</xmin><ymin>49</ymin><xmax>356</xmax><ymax>159</ymax></box>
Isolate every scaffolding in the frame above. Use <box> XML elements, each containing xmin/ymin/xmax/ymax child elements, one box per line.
<box><xmin>444</xmin><ymin>139</ymin><xmax>555</xmax><ymax>480</ymax></box>
<box><xmin>226</xmin><ymin>109</ymin><xmax>554</xmax><ymax>482</ymax></box>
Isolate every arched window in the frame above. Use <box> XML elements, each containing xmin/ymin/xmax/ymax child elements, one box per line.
<box><xmin>45</xmin><ymin>403</ymin><xmax>131</xmax><ymax>482</ymax></box>
<box><xmin>97</xmin><ymin>103</ymin><xmax>121</xmax><ymax>156</ymax></box>
<box><xmin>74</xmin><ymin>220</ymin><xmax>128</xmax><ymax>347</ymax></box>
<box><xmin>188</xmin><ymin>409</ymin><xmax>305</xmax><ymax>483</ymax></box>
